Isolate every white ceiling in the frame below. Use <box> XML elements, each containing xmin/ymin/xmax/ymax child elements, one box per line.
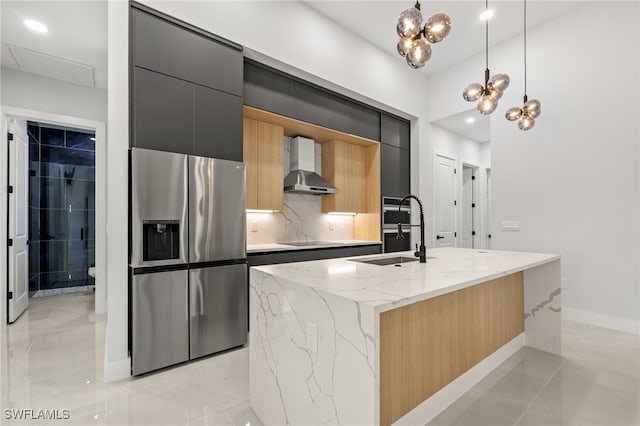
<box><xmin>1</xmin><ymin>1</ymin><xmax>107</xmax><ymax>90</ymax></box>
<box><xmin>304</xmin><ymin>1</ymin><xmax>584</xmax><ymax>76</ymax></box>
<box><xmin>432</xmin><ymin>108</ymin><xmax>490</xmax><ymax>142</ymax></box>
<box><xmin>0</xmin><ymin>0</ymin><xmax>583</xmax><ymax>137</ymax></box>
<box><xmin>305</xmin><ymin>1</ymin><xmax>584</xmax><ymax>141</ymax></box>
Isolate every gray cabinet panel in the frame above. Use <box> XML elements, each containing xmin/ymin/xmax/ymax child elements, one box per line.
<box><xmin>381</xmin><ymin>113</ymin><xmax>410</xmax><ymax>150</ymax></box>
<box><xmin>292</xmin><ymin>81</ymin><xmax>351</xmax><ymax>134</ymax></box>
<box><xmin>382</xmin><ymin>144</ymin><xmax>410</xmax><ymax>198</ymax></box>
<box><xmin>133</xmin><ymin>8</ymin><xmax>242</xmax><ymax>95</ymax></box>
<box><xmin>133</xmin><ymin>67</ymin><xmax>194</xmax><ymax>154</ymax></box>
<box><xmin>244</xmin><ymin>62</ymin><xmax>294</xmax><ymax>117</ymax></box>
<box><xmin>350</xmin><ymin>104</ymin><xmax>381</xmax><ymax>142</ymax></box>
<box><xmin>194</xmin><ymin>86</ymin><xmax>243</xmax><ymax>161</ymax></box>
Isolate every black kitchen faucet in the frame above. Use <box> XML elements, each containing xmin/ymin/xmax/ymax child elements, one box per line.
<box><xmin>396</xmin><ymin>194</ymin><xmax>427</xmax><ymax>263</ymax></box>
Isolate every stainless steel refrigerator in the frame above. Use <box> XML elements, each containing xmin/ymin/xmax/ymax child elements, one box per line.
<box><xmin>130</xmin><ymin>148</ymin><xmax>247</xmax><ymax>375</ymax></box>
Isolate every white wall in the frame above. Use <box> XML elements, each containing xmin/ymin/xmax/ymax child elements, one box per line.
<box><xmin>428</xmin><ymin>2</ymin><xmax>640</xmax><ymax>333</ymax></box>
<box><xmin>1</xmin><ymin>68</ymin><xmax>107</xmax><ymax>123</ymax></box>
<box><xmin>106</xmin><ymin>0</ymin><xmax>432</xmax><ymax>379</ymax></box>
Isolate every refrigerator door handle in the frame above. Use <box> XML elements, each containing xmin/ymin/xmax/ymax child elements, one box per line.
<box><xmin>190</xmin><ymin>272</ymin><xmax>205</xmax><ymax>317</ymax></box>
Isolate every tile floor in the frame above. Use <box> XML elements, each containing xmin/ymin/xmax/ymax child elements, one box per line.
<box><xmin>1</xmin><ymin>293</ymin><xmax>638</xmax><ymax>425</ymax></box>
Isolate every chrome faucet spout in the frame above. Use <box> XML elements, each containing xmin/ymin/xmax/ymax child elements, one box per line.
<box><xmin>397</xmin><ymin>194</ymin><xmax>427</xmax><ymax>263</ymax></box>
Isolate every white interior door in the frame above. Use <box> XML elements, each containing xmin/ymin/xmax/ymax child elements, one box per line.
<box><xmin>7</xmin><ymin>119</ymin><xmax>29</xmax><ymax>323</ymax></box>
<box><xmin>461</xmin><ymin>167</ymin><xmax>474</xmax><ymax>248</ymax></box>
<box><xmin>434</xmin><ymin>155</ymin><xmax>456</xmax><ymax>247</ymax></box>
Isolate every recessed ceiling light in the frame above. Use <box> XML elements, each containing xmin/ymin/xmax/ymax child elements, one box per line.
<box><xmin>466</xmin><ymin>117</ymin><xmax>476</xmax><ymax>124</ymax></box>
<box><xmin>479</xmin><ymin>10</ymin><xmax>494</xmax><ymax>21</ymax></box>
<box><xmin>24</xmin><ymin>19</ymin><xmax>48</xmax><ymax>34</ymax></box>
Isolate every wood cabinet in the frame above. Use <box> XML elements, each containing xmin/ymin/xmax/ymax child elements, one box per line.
<box><xmin>321</xmin><ymin>140</ymin><xmax>381</xmax><ymax>243</ymax></box>
<box><xmin>243</xmin><ymin>118</ymin><xmax>284</xmax><ymax>211</ymax></box>
<box><xmin>321</xmin><ymin>140</ymin><xmax>367</xmax><ymax>213</ymax></box>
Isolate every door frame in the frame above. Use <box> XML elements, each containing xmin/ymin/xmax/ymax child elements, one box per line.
<box><xmin>433</xmin><ymin>152</ymin><xmax>458</xmax><ymax>247</ymax></box>
<box><xmin>460</xmin><ymin>162</ymin><xmax>480</xmax><ymax>249</ymax></box>
<box><xmin>1</xmin><ymin>106</ymin><xmax>106</xmax><ymax>324</ymax></box>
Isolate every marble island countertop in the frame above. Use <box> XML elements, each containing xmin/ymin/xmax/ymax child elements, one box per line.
<box><xmin>251</xmin><ymin>247</ymin><xmax>559</xmax><ymax>312</ymax></box>
<box><xmin>247</xmin><ymin>239</ymin><xmax>381</xmax><ymax>253</ymax></box>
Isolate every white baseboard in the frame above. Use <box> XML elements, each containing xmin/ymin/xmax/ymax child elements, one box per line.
<box><xmin>103</xmin><ymin>356</ymin><xmax>131</xmax><ymax>383</ymax></box>
<box><xmin>393</xmin><ymin>333</ymin><xmax>525</xmax><ymax>426</ymax></box>
<box><xmin>563</xmin><ymin>307</ymin><xmax>640</xmax><ymax>335</ymax></box>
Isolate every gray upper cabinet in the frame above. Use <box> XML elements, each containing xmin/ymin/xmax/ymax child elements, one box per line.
<box><xmin>381</xmin><ymin>143</ymin><xmax>410</xmax><ymax>198</ymax></box>
<box><xmin>243</xmin><ymin>61</ymin><xmax>381</xmax><ymax>142</ymax></box>
<box><xmin>133</xmin><ymin>67</ymin><xmax>194</xmax><ymax>154</ymax></box>
<box><xmin>194</xmin><ymin>86</ymin><xmax>243</xmax><ymax>161</ymax></box>
<box><xmin>292</xmin><ymin>81</ymin><xmax>351</xmax><ymax>135</ymax></box>
<box><xmin>350</xmin><ymin>103</ymin><xmax>381</xmax><ymax>141</ymax></box>
<box><xmin>244</xmin><ymin>62</ymin><xmax>294</xmax><ymax>117</ymax></box>
<box><xmin>381</xmin><ymin>113</ymin><xmax>410</xmax><ymax>150</ymax></box>
<box><xmin>133</xmin><ymin>8</ymin><xmax>242</xmax><ymax>95</ymax></box>
<box><xmin>131</xmin><ymin>5</ymin><xmax>243</xmax><ymax>161</ymax></box>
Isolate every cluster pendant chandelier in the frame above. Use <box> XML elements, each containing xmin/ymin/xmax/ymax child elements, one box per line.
<box><xmin>505</xmin><ymin>0</ymin><xmax>541</xmax><ymax>130</ymax></box>
<box><xmin>462</xmin><ymin>0</ymin><xmax>510</xmax><ymax>115</ymax></box>
<box><xmin>396</xmin><ymin>1</ymin><xmax>452</xmax><ymax>69</ymax></box>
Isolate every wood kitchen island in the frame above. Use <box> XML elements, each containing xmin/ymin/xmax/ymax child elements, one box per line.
<box><xmin>249</xmin><ymin>248</ymin><xmax>561</xmax><ymax>426</ymax></box>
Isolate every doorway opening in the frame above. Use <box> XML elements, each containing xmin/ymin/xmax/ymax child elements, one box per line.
<box><xmin>461</xmin><ymin>164</ymin><xmax>479</xmax><ymax>249</ymax></box>
<box><xmin>27</xmin><ymin>121</ymin><xmax>96</xmax><ymax>298</ymax></box>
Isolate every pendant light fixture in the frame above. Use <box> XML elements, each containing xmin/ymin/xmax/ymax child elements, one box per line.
<box><xmin>462</xmin><ymin>0</ymin><xmax>510</xmax><ymax>115</ymax></box>
<box><xmin>505</xmin><ymin>0</ymin><xmax>541</xmax><ymax>130</ymax></box>
<box><xmin>396</xmin><ymin>1</ymin><xmax>452</xmax><ymax>69</ymax></box>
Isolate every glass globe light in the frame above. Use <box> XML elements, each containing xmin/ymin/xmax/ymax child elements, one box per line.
<box><xmin>487</xmin><ymin>87</ymin><xmax>503</xmax><ymax>100</ymax></box>
<box><xmin>397</xmin><ymin>38</ymin><xmax>414</xmax><ymax>57</ymax></box>
<box><xmin>463</xmin><ymin>83</ymin><xmax>484</xmax><ymax>102</ymax></box>
<box><xmin>396</xmin><ymin>7</ymin><xmax>423</xmax><ymax>39</ymax></box>
<box><xmin>477</xmin><ymin>94</ymin><xmax>498</xmax><ymax>115</ymax></box>
<box><xmin>406</xmin><ymin>38</ymin><xmax>432</xmax><ymax>69</ymax></box>
<box><xmin>518</xmin><ymin>114</ymin><xmax>535</xmax><ymax>130</ymax></box>
<box><xmin>523</xmin><ymin>99</ymin><xmax>541</xmax><ymax>118</ymax></box>
<box><xmin>505</xmin><ymin>107</ymin><xmax>523</xmax><ymax>121</ymax></box>
<box><xmin>424</xmin><ymin>12</ymin><xmax>452</xmax><ymax>43</ymax></box>
<box><xmin>488</xmin><ymin>73</ymin><xmax>510</xmax><ymax>93</ymax></box>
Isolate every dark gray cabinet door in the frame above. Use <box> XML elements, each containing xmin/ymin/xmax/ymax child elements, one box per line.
<box><xmin>381</xmin><ymin>113</ymin><xmax>410</xmax><ymax>150</ymax></box>
<box><xmin>350</xmin><ymin>104</ymin><xmax>381</xmax><ymax>141</ymax></box>
<box><xmin>133</xmin><ymin>8</ymin><xmax>242</xmax><ymax>95</ymax></box>
<box><xmin>194</xmin><ymin>86</ymin><xmax>243</xmax><ymax>161</ymax></box>
<box><xmin>382</xmin><ymin>144</ymin><xmax>410</xmax><ymax>198</ymax></box>
<box><xmin>292</xmin><ymin>81</ymin><xmax>351</xmax><ymax>134</ymax></box>
<box><xmin>133</xmin><ymin>67</ymin><xmax>194</xmax><ymax>154</ymax></box>
<box><xmin>244</xmin><ymin>62</ymin><xmax>294</xmax><ymax>117</ymax></box>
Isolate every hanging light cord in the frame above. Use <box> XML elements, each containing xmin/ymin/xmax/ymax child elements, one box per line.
<box><xmin>484</xmin><ymin>0</ymin><xmax>490</xmax><ymax>86</ymax></box>
<box><xmin>523</xmin><ymin>0</ymin><xmax>528</xmax><ymax>102</ymax></box>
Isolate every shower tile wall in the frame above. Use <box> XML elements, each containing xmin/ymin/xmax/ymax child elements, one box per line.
<box><xmin>28</xmin><ymin>122</ymin><xmax>96</xmax><ymax>293</ymax></box>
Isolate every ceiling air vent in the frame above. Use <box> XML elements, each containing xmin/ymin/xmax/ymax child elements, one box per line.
<box><xmin>8</xmin><ymin>44</ymin><xmax>96</xmax><ymax>88</ymax></box>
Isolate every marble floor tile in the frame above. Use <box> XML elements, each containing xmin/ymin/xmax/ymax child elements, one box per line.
<box><xmin>1</xmin><ymin>294</ymin><xmax>639</xmax><ymax>426</ymax></box>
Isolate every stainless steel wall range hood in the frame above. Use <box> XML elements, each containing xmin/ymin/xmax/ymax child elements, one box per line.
<box><xmin>284</xmin><ymin>136</ymin><xmax>337</xmax><ymax>195</ymax></box>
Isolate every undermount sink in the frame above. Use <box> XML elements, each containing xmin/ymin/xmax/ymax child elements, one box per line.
<box><xmin>349</xmin><ymin>256</ymin><xmax>420</xmax><ymax>266</ymax></box>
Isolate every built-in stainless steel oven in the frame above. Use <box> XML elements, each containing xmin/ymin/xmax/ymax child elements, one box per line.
<box><xmin>382</xmin><ymin>197</ymin><xmax>412</xmax><ymax>253</ymax></box>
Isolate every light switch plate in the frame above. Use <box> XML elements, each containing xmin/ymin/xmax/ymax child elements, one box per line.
<box><xmin>251</xmin><ymin>222</ymin><xmax>258</xmax><ymax>232</ymax></box>
<box><xmin>501</xmin><ymin>221</ymin><xmax>520</xmax><ymax>231</ymax></box>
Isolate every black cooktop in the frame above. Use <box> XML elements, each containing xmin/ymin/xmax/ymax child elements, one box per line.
<box><xmin>279</xmin><ymin>241</ymin><xmax>338</xmax><ymax>246</ymax></box>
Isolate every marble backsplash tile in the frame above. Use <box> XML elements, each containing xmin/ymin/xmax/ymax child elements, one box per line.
<box><xmin>246</xmin><ymin>194</ymin><xmax>354</xmax><ymax>244</ymax></box>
